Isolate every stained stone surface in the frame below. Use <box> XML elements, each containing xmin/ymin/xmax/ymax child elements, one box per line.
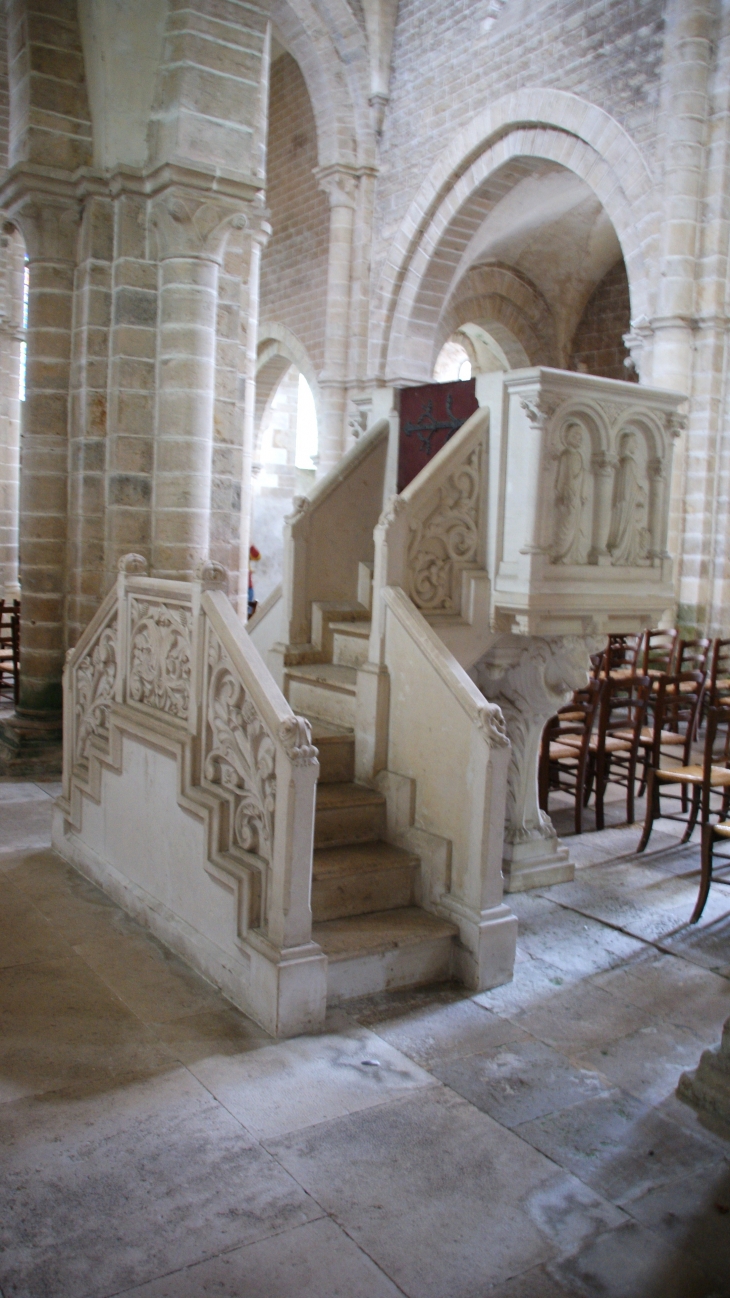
<box><xmin>1</xmin><ymin>780</ymin><xmax>729</xmax><ymax>1297</ymax></box>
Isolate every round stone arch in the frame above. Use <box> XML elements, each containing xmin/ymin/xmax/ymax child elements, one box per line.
<box><xmin>375</xmin><ymin>89</ymin><xmax>657</xmax><ymax>382</ymax></box>
<box><xmin>268</xmin><ymin>0</ymin><xmax>371</xmax><ymax>169</ymax></box>
<box><xmin>434</xmin><ymin>264</ymin><xmax>559</xmax><ymax>371</ymax></box>
<box><xmin>255</xmin><ymin>323</ymin><xmax>323</xmax><ymax>459</ymax></box>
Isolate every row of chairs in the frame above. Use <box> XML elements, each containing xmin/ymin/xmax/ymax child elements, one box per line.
<box><xmin>0</xmin><ymin>598</ymin><xmax>20</xmax><ymax>705</ymax></box>
<box><xmin>539</xmin><ymin>628</ymin><xmax>730</xmax><ymax>924</ymax></box>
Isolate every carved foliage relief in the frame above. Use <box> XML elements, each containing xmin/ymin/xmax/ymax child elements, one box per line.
<box><xmin>204</xmin><ymin>630</ymin><xmax>277</xmax><ymax>862</ymax></box>
<box><xmin>74</xmin><ymin>611</ymin><xmax>118</xmax><ymax>767</ymax></box>
<box><xmin>128</xmin><ymin>599</ymin><xmax>193</xmax><ymax>718</ymax></box>
<box><xmin>407</xmin><ymin>443</ymin><xmax>481</xmax><ymax>612</ymax></box>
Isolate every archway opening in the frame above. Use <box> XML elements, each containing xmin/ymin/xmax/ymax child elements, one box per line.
<box><xmin>251</xmin><ymin>364</ymin><xmax>319</xmax><ymax>604</ymax></box>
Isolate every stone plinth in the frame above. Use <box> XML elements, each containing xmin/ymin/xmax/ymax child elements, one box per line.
<box><xmin>678</xmin><ymin>1017</ymin><xmax>730</xmax><ymax>1136</ymax></box>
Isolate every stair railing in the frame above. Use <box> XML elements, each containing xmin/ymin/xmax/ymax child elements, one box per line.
<box><xmin>55</xmin><ymin>554</ymin><xmax>327</xmax><ymax>1038</ymax></box>
<box><xmin>359</xmin><ymin>406</ymin><xmax>517</xmax><ymax>991</ymax></box>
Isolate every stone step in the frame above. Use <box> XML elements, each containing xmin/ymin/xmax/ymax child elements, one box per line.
<box><xmin>312</xmin><ymin>840</ymin><xmax>418</xmax><ymax>922</ymax></box>
<box><xmin>287</xmin><ymin>662</ymin><xmax>357</xmax><ymax>728</ymax></box>
<box><xmin>313</xmin><ymin>907</ymin><xmax>458</xmax><ymax>1003</ymax></box>
<box><xmin>314</xmin><ymin>781</ymin><xmax>385</xmax><ymax>848</ymax></box>
<box><xmin>331</xmin><ymin>620</ymin><xmax>372</xmax><ymax>669</ymax></box>
<box><xmin>309</xmin><ymin>719</ymin><xmax>355</xmax><ymax>784</ymax></box>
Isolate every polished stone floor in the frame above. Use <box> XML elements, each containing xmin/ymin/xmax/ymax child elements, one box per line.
<box><xmin>1</xmin><ymin>779</ymin><xmax>729</xmax><ymax>1298</ymax></box>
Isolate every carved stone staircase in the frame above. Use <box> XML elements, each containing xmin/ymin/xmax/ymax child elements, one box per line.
<box><xmin>284</xmin><ymin>607</ymin><xmax>458</xmax><ymax>1003</ymax></box>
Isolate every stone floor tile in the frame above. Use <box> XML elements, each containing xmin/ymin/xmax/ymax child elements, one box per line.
<box><xmin>116</xmin><ymin>1217</ymin><xmax>402</xmax><ymax>1298</ymax></box>
<box><xmin>0</xmin><ymin>782</ymin><xmax>52</xmax><ymax>803</ymax></box>
<box><xmin>71</xmin><ymin>928</ymin><xmax>225</xmax><ymax>1025</ymax></box>
<box><xmin>0</xmin><ymin>796</ymin><xmax>53</xmax><ymax>854</ymax></box>
<box><xmin>625</xmin><ymin>1162</ymin><xmax>730</xmax><ymax>1294</ymax></box>
<box><xmin>188</xmin><ymin>1014</ymin><xmax>434</xmax><ymax>1140</ymax></box>
<box><xmin>592</xmin><ymin>949</ymin><xmax>730</xmax><ymax>1034</ymax></box>
<box><xmin>507</xmin><ymin>892</ymin><xmax>645</xmax><ymax>978</ymax></box>
<box><xmin>474</xmin><ymin>951</ymin><xmax>581</xmax><ymax>1019</ymax></box>
<box><xmin>485</xmin><ymin>1264</ymin><xmax>585</xmax><ymax>1296</ymax></box>
<box><xmin>269</xmin><ymin>1087</ymin><xmax>624</xmax><ymax>1298</ymax></box>
<box><xmin>0</xmin><ymin>1069</ymin><xmax>322</xmax><ymax>1298</ymax></box>
<box><xmin>5</xmin><ymin>849</ymin><xmax>131</xmax><ymax>944</ymax></box>
<box><xmin>515</xmin><ymin>1090</ymin><xmax>722</xmax><ymax>1206</ymax></box>
<box><xmin>359</xmin><ymin>994</ymin><xmax>527</xmax><ymax>1067</ymax></box>
<box><xmin>576</xmin><ymin>1020</ymin><xmax>723</xmax><ymax>1106</ymax></box>
<box><xmin>433</xmin><ymin>1037</ymin><xmax>610</xmax><ymax>1128</ymax></box>
<box><xmin>0</xmin><ymin>876</ymin><xmax>71</xmax><ymax>968</ymax></box>
<box><xmin>548</xmin><ymin>1219</ymin><xmax>720</xmax><ymax>1298</ymax></box>
<box><xmin>149</xmin><ymin>1006</ymin><xmax>274</xmax><ymax>1065</ymax></box>
<box><xmin>511</xmin><ymin>979</ymin><xmax>654</xmax><ymax>1053</ymax></box>
<box><xmin>662</xmin><ymin>904</ymin><xmax>730</xmax><ymax>979</ymax></box>
<box><xmin>0</xmin><ymin>955</ymin><xmax>175</xmax><ymax>1102</ymax></box>
<box><xmin>34</xmin><ymin>780</ymin><xmax>63</xmax><ymax>798</ymax></box>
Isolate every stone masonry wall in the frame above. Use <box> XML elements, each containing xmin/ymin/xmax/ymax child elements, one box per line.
<box><xmin>259</xmin><ymin>52</ymin><xmax>329</xmax><ymax>373</ymax></box>
<box><xmin>569</xmin><ymin>258</ymin><xmax>637</xmax><ymax>382</ymax></box>
<box><xmin>373</xmin><ymin>0</ymin><xmax>665</xmax><ymax>279</ymax></box>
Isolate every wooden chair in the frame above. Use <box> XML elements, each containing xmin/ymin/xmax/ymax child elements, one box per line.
<box><xmin>589</xmin><ymin>674</ymin><xmax>651</xmax><ymax>829</ymax></box>
<box><xmin>0</xmin><ymin>599</ymin><xmax>19</xmax><ymax>705</ymax></box>
<box><xmin>633</xmin><ymin>671</ymin><xmax>704</xmax><ymax>802</ymax></box>
<box><xmin>642</xmin><ymin>627</ymin><xmax>678</xmax><ymax>680</ymax></box>
<box><xmin>538</xmin><ymin>680</ymin><xmax>603</xmax><ymax>834</ymax></box>
<box><xmin>676</xmin><ymin>636</ymin><xmax>711</xmax><ymax>678</ymax></box>
<box><xmin>637</xmin><ymin>699</ymin><xmax>730</xmax><ymax>853</ymax></box>
<box><xmin>707</xmin><ymin>638</ymin><xmax>730</xmax><ymax>709</ymax></box>
<box><xmin>591</xmin><ymin>632</ymin><xmax>644</xmax><ymax>680</ymax></box>
<box><xmin>696</xmin><ymin>712</ymin><xmax>730</xmax><ymax>919</ymax></box>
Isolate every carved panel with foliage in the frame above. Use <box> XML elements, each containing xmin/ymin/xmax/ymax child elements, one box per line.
<box><xmin>128</xmin><ymin>599</ymin><xmax>193</xmax><ymax>719</ymax></box>
<box><xmin>407</xmin><ymin>443</ymin><xmax>482</xmax><ymax>612</ymax></box>
<box><xmin>74</xmin><ymin>609</ymin><xmax>118</xmax><ymax>769</ymax></box>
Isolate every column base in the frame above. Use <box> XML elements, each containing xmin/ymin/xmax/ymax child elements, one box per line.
<box><xmin>503</xmin><ymin>834</ymin><xmax>574</xmax><ymax>892</ymax></box>
<box><xmin>0</xmin><ymin>710</ymin><xmax>63</xmax><ymax>777</ymax></box>
<box><xmin>677</xmin><ymin>1019</ymin><xmax>730</xmax><ymax>1135</ymax></box>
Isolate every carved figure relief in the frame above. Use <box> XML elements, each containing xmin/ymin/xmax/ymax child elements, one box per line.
<box><xmin>550</xmin><ymin>422</ymin><xmax>587</xmax><ymax>564</ymax></box>
<box><xmin>204</xmin><ymin>632</ymin><xmax>277</xmax><ymax>861</ymax></box>
<box><xmin>607</xmin><ymin>430</ymin><xmax>650</xmax><ymax>566</ymax></box>
<box><xmin>75</xmin><ymin>615</ymin><xmax>117</xmax><ymax>765</ymax></box>
<box><xmin>407</xmin><ymin>444</ymin><xmax>481</xmax><ymax>612</ymax></box>
<box><xmin>128</xmin><ymin>600</ymin><xmax>192</xmax><ymax>718</ymax></box>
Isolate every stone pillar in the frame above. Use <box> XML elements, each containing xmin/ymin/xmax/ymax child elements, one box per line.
<box><xmin>316</xmin><ymin>166</ymin><xmax>359</xmax><ymax>473</ymax></box>
<box><xmin>678</xmin><ymin>1015</ymin><xmax>730</xmax><ymax>1132</ymax></box>
<box><xmin>589</xmin><ymin>452</ymin><xmax>617</xmax><ymax>564</ymax></box>
<box><xmin>149</xmin><ymin>185</ymin><xmax>248</xmax><ymax>581</ymax></box>
<box><xmin>0</xmin><ymin>223</ymin><xmax>24</xmax><ymax>600</ymax></box>
<box><xmin>0</xmin><ymin>186</ymin><xmax>78</xmax><ymax>771</ymax></box>
<box><xmin>239</xmin><ymin>211</ymin><xmax>269</xmax><ymax>619</ymax></box>
<box><xmin>472</xmin><ymin>635</ymin><xmax>592</xmax><ymax>892</ymax></box>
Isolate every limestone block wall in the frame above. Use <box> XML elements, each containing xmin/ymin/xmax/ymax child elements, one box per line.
<box><xmin>569</xmin><ymin>259</ymin><xmax>637</xmax><ymax>383</ymax></box>
<box><xmin>259</xmin><ymin>52</ymin><xmax>329</xmax><ymax>377</ymax></box>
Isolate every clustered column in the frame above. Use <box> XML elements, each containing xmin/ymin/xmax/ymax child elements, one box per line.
<box><xmin>317</xmin><ymin>166</ymin><xmax>359</xmax><ymax>473</ymax></box>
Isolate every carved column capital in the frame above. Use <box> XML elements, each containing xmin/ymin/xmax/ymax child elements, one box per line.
<box><xmin>520</xmin><ymin>392</ymin><xmax>560</xmax><ymax>430</ymax></box>
<box><xmin>149</xmin><ymin>184</ymin><xmax>252</xmax><ymax>262</ymax></box>
<box><xmin>316</xmin><ymin>165</ymin><xmax>359</xmax><ymax>210</ymax></box>
<box><xmin>591</xmin><ymin>450</ymin><xmax>619</xmax><ymax>477</ymax></box>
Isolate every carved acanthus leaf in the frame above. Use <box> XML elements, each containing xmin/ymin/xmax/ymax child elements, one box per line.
<box><xmin>407</xmin><ymin>445</ymin><xmax>481</xmax><ymax>612</ymax></box>
<box><xmin>74</xmin><ymin>613</ymin><xmax>118</xmax><ymax>766</ymax></box>
<box><xmin>520</xmin><ymin>393</ymin><xmax>560</xmax><ymax>429</ymax></box>
<box><xmin>128</xmin><ymin>599</ymin><xmax>192</xmax><ymax>719</ymax></box>
<box><xmin>204</xmin><ymin>631</ymin><xmax>277</xmax><ymax>861</ymax></box>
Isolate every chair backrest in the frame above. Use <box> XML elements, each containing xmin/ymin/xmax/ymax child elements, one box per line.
<box><xmin>642</xmin><ymin>628</ymin><xmax>678</xmax><ymax>676</ymax></box>
<box><xmin>648</xmin><ymin>672</ymin><xmax>704</xmax><ymax>767</ymax></box>
<box><xmin>709</xmin><ymin>638</ymin><xmax>730</xmax><ymax>706</ymax></box>
<box><xmin>700</xmin><ymin>705</ymin><xmax>730</xmax><ymax>813</ymax></box>
<box><xmin>592</xmin><ymin>632</ymin><xmax>644</xmax><ymax>678</ymax></box>
<box><xmin>676</xmin><ymin>637</ymin><xmax>711</xmax><ymax>678</ymax></box>
<box><xmin>597</xmin><ymin>674</ymin><xmax>651</xmax><ymax>752</ymax></box>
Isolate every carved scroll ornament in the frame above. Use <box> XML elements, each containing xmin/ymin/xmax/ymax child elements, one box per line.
<box><xmin>204</xmin><ymin>632</ymin><xmax>277</xmax><ymax>861</ymax></box>
<box><xmin>407</xmin><ymin>444</ymin><xmax>481</xmax><ymax>612</ymax></box>
<box><xmin>128</xmin><ymin>599</ymin><xmax>193</xmax><ymax>718</ymax></box>
<box><xmin>75</xmin><ymin>614</ymin><xmax>118</xmax><ymax>765</ymax></box>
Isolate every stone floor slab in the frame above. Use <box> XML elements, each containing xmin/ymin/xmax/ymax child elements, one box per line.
<box><xmin>0</xmin><ymin>1069</ymin><xmax>322</xmax><ymax>1298</ymax></box>
<box><xmin>357</xmin><ymin>994</ymin><xmax>527</xmax><ymax>1067</ymax></box>
<box><xmin>548</xmin><ymin>1219</ymin><xmax>720</xmax><ymax>1298</ymax></box>
<box><xmin>188</xmin><ymin>1013</ymin><xmax>435</xmax><ymax>1140</ymax></box>
<box><xmin>116</xmin><ymin>1217</ymin><xmax>402</xmax><ymax>1298</ymax></box>
<box><xmin>592</xmin><ymin>949</ymin><xmax>730</xmax><ymax>1035</ymax></box>
<box><xmin>576</xmin><ymin>1020</ymin><xmax>726</xmax><ymax>1106</ymax></box>
<box><xmin>515</xmin><ymin>1089</ymin><xmax>722</xmax><ymax>1206</ymax></box>
<box><xmin>0</xmin><ymin>876</ymin><xmax>70</xmax><ymax>969</ymax></box>
<box><xmin>626</xmin><ymin>1161</ymin><xmax>730</xmax><ymax>1294</ymax></box>
<box><xmin>0</xmin><ymin>795</ymin><xmax>53</xmax><ymax>854</ymax></box>
<box><xmin>268</xmin><ymin>1086</ymin><xmax>624</xmax><ymax>1298</ymax></box>
<box><xmin>433</xmin><ymin>1037</ymin><xmax>610</xmax><ymax>1128</ymax></box>
<box><xmin>510</xmin><ymin>978</ymin><xmax>655</xmax><ymax>1054</ymax></box>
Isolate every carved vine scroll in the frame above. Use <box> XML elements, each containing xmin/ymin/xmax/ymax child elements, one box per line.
<box><xmin>203</xmin><ymin>630</ymin><xmax>277</xmax><ymax>862</ymax></box>
<box><xmin>407</xmin><ymin>443</ymin><xmax>482</xmax><ymax>612</ymax></box>
<box><xmin>74</xmin><ymin>611</ymin><xmax>118</xmax><ymax>767</ymax></box>
<box><xmin>128</xmin><ymin>600</ymin><xmax>193</xmax><ymax>719</ymax></box>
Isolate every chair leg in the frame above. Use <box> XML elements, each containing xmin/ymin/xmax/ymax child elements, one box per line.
<box><xmin>681</xmin><ymin>784</ymin><xmax>701</xmax><ymax>844</ymax></box>
<box><xmin>583</xmin><ymin>754</ymin><xmax>595</xmax><ymax>807</ymax></box>
<box><xmin>595</xmin><ymin>755</ymin><xmax>607</xmax><ymax>831</ymax></box>
<box><xmin>627</xmin><ymin>757</ymin><xmax>637</xmax><ymax>825</ymax></box>
<box><xmin>691</xmin><ymin>824</ymin><xmax>715</xmax><ymax>923</ymax></box>
<box><xmin>637</xmin><ymin>769</ymin><xmax>659</xmax><ymax>852</ymax></box>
